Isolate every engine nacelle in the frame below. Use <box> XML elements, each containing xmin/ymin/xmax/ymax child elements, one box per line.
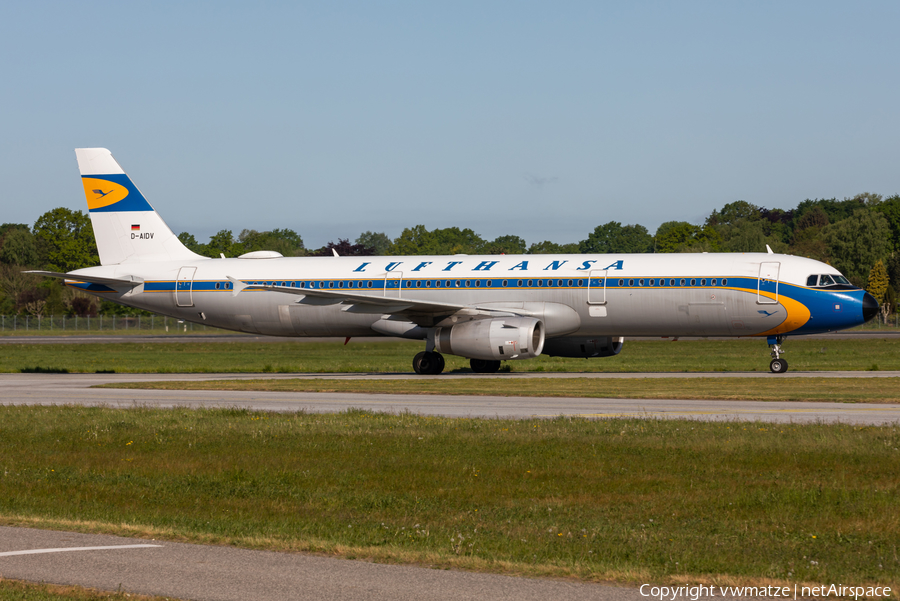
<box><xmin>433</xmin><ymin>317</ymin><xmax>545</xmax><ymax>361</ymax></box>
<box><xmin>542</xmin><ymin>336</ymin><xmax>624</xmax><ymax>358</ymax></box>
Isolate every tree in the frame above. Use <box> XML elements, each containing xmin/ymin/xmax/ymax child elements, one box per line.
<box><xmin>390</xmin><ymin>225</ymin><xmax>433</xmax><ymax>255</ymax></box>
<box><xmin>888</xmin><ymin>253</ymin><xmax>900</xmax><ymax>295</ymax></box>
<box><xmin>579</xmin><ymin>222</ymin><xmax>652</xmax><ymax>254</ymax></box>
<box><xmin>822</xmin><ymin>210</ymin><xmax>892</xmax><ymax>286</ymax></box>
<box><xmin>0</xmin><ymin>266</ymin><xmax>44</xmax><ymax>314</ymax></box>
<box><xmin>355</xmin><ymin>231</ymin><xmax>392</xmax><ymax>255</ymax></box>
<box><xmin>239</xmin><ymin>228</ymin><xmax>305</xmax><ymax>256</ymax></box>
<box><xmin>706</xmin><ymin>200</ymin><xmax>760</xmax><ymax>227</ymax></box>
<box><xmin>526</xmin><ymin>241</ymin><xmax>579</xmax><ymax>254</ymax></box>
<box><xmin>204</xmin><ymin>230</ymin><xmax>244</xmax><ymax>258</ymax></box>
<box><xmin>0</xmin><ymin>227</ymin><xmax>39</xmax><ymax>266</ymax></box>
<box><xmin>866</xmin><ymin>260</ymin><xmax>889</xmax><ymax>303</ymax></box>
<box><xmin>311</xmin><ymin>239</ymin><xmax>376</xmax><ymax>257</ymax></box>
<box><xmin>654</xmin><ymin>222</ymin><xmax>723</xmax><ymax>253</ymax></box>
<box><xmin>874</xmin><ymin>195</ymin><xmax>900</xmax><ymax>251</ymax></box>
<box><xmin>390</xmin><ymin>225</ymin><xmax>485</xmax><ymax>255</ymax></box>
<box><xmin>32</xmin><ymin>208</ymin><xmax>99</xmax><ymax>272</ymax></box>
<box><xmin>430</xmin><ymin>227</ymin><xmax>485</xmax><ymax>255</ymax></box>
<box><xmin>177</xmin><ymin>232</ymin><xmax>203</xmax><ymax>253</ymax></box>
<box><xmin>486</xmin><ymin>235</ymin><xmax>527</xmax><ymax>255</ymax></box>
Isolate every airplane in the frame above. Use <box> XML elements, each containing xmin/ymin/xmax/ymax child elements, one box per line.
<box><xmin>31</xmin><ymin>148</ymin><xmax>880</xmax><ymax>375</ymax></box>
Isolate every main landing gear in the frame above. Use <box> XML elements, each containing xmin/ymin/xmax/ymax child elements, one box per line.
<box><xmin>413</xmin><ymin>351</ymin><xmax>445</xmax><ymax>375</ymax></box>
<box><xmin>470</xmin><ymin>359</ymin><xmax>501</xmax><ymax>374</ymax></box>
<box><xmin>768</xmin><ymin>335</ymin><xmax>788</xmax><ymax>373</ymax></box>
<box><xmin>411</xmin><ymin>353</ymin><xmax>503</xmax><ymax>375</ymax></box>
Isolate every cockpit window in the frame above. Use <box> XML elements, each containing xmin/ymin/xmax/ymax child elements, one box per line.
<box><xmin>807</xmin><ymin>273</ymin><xmax>853</xmax><ymax>288</ymax></box>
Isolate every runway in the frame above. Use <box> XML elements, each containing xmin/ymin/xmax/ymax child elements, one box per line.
<box><xmin>0</xmin><ymin>526</ymin><xmax>625</xmax><ymax>601</ymax></box>
<box><xmin>2</xmin><ymin>372</ymin><xmax>900</xmax><ymax>424</ymax></box>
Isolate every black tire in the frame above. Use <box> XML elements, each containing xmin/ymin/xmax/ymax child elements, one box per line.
<box><xmin>769</xmin><ymin>358</ymin><xmax>788</xmax><ymax>373</ymax></box>
<box><xmin>470</xmin><ymin>358</ymin><xmax>501</xmax><ymax>373</ymax></box>
<box><xmin>413</xmin><ymin>351</ymin><xmax>428</xmax><ymax>374</ymax></box>
<box><xmin>413</xmin><ymin>351</ymin><xmax>444</xmax><ymax>375</ymax></box>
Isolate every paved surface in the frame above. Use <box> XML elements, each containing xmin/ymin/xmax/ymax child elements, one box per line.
<box><xmin>0</xmin><ymin>527</ymin><xmax>629</xmax><ymax>601</ymax></box>
<box><xmin>2</xmin><ymin>372</ymin><xmax>899</xmax><ymax>424</ymax></box>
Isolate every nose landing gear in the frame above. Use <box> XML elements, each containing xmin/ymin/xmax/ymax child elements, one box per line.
<box><xmin>768</xmin><ymin>335</ymin><xmax>788</xmax><ymax>373</ymax></box>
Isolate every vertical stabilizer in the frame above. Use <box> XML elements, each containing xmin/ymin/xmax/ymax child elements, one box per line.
<box><xmin>76</xmin><ymin>148</ymin><xmax>204</xmax><ymax>265</ymax></box>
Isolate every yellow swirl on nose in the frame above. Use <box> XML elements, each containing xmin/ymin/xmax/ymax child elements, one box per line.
<box><xmin>82</xmin><ymin>177</ymin><xmax>129</xmax><ymax>210</ymax></box>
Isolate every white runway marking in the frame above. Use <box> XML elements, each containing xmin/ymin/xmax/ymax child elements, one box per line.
<box><xmin>0</xmin><ymin>544</ymin><xmax>162</xmax><ymax>557</ymax></box>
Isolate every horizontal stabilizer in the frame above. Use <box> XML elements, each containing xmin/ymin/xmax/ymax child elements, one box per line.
<box><xmin>25</xmin><ymin>270</ymin><xmax>143</xmax><ymax>288</ymax></box>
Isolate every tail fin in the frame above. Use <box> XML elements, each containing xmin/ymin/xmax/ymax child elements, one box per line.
<box><xmin>76</xmin><ymin>148</ymin><xmax>204</xmax><ymax>265</ymax></box>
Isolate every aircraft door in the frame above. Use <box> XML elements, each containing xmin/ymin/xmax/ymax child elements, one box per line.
<box><xmin>175</xmin><ymin>266</ymin><xmax>197</xmax><ymax>307</ymax></box>
<box><xmin>757</xmin><ymin>262</ymin><xmax>780</xmax><ymax>305</ymax></box>
<box><xmin>587</xmin><ymin>270</ymin><xmax>608</xmax><ymax>305</ymax></box>
<box><xmin>384</xmin><ymin>271</ymin><xmax>403</xmax><ymax>298</ymax></box>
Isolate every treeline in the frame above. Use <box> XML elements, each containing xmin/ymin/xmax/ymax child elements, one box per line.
<box><xmin>2</xmin><ymin>193</ymin><xmax>899</xmax><ymax>317</ymax></box>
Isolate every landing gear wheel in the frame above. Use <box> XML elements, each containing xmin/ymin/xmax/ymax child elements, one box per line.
<box><xmin>413</xmin><ymin>351</ymin><xmax>445</xmax><ymax>375</ymax></box>
<box><xmin>769</xmin><ymin>358</ymin><xmax>788</xmax><ymax>373</ymax></box>
<box><xmin>470</xmin><ymin>358</ymin><xmax>501</xmax><ymax>373</ymax></box>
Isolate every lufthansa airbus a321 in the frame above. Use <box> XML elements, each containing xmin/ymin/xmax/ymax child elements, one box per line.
<box><xmin>31</xmin><ymin>148</ymin><xmax>880</xmax><ymax>374</ymax></box>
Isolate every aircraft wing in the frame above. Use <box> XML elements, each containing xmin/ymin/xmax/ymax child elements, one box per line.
<box><xmin>25</xmin><ymin>271</ymin><xmax>144</xmax><ymax>288</ymax></box>
<box><xmin>227</xmin><ymin>277</ymin><xmax>521</xmax><ymax>324</ymax></box>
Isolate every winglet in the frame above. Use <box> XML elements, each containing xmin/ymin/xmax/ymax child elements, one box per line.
<box><xmin>332</xmin><ymin>248</ymin><xmax>340</xmax><ymax>257</ymax></box>
<box><xmin>766</xmin><ymin>244</ymin><xmax>774</xmax><ymax>254</ymax></box>
<box><xmin>226</xmin><ymin>275</ymin><xmax>248</xmax><ymax>297</ymax></box>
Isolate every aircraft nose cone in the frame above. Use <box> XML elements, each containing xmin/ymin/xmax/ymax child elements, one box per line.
<box><xmin>862</xmin><ymin>292</ymin><xmax>879</xmax><ymax>322</ymax></box>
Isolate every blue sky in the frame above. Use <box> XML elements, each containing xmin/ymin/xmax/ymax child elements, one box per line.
<box><xmin>2</xmin><ymin>1</ymin><xmax>899</xmax><ymax>249</ymax></box>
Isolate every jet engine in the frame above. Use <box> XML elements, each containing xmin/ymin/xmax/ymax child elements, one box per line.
<box><xmin>433</xmin><ymin>317</ymin><xmax>544</xmax><ymax>361</ymax></box>
<box><xmin>542</xmin><ymin>336</ymin><xmax>624</xmax><ymax>358</ymax></box>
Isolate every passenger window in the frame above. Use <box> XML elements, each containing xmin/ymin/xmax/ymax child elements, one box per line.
<box><xmin>701</xmin><ymin>279</ymin><xmax>706</xmax><ymax>286</ymax></box>
<box><xmin>711</xmin><ymin>279</ymin><xmax>717</xmax><ymax>286</ymax></box>
<box><xmin>638</xmin><ymin>279</ymin><xmax>644</xmax><ymax>286</ymax></box>
<box><xmin>628</xmin><ymin>279</ymin><xmax>635</xmax><ymax>286</ymax></box>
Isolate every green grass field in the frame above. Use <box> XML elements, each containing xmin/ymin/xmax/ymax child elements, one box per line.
<box><xmin>1</xmin><ymin>406</ymin><xmax>897</xmax><ymax>589</ymax></box>
<box><xmin>3</xmin><ymin>337</ymin><xmax>900</xmax><ymax>373</ymax></box>
<box><xmin>0</xmin><ymin>580</ymin><xmax>172</xmax><ymax>601</ymax></box>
